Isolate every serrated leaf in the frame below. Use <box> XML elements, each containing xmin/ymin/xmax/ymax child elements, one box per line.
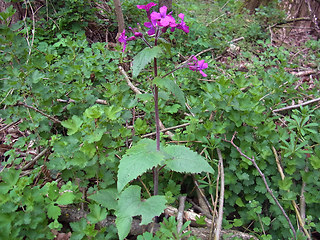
<box><xmin>88</xmin><ymin>188</ymin><xmax>118</xmax><ymax>210</ymax></box>
<box><xmin>56</xmin><ymin>191</ymin><xmax>75</xmax><ymax>205</ymax></box>
<box><xmin>84</xmin><ymin>105</ymin><xmax>102</xmax><ymax>119</ymax></box>
<box><xmin>132</xmin><ymin>46</ymin><xmax>163</xmax><ymax>77</ymax></box>
<box><xmin>117</xmin><ymin>139</ymin><xmax>164</xmax><ymax>192</ymax></box>
<box><xmin>163</xmin><ymin>145</ymin><xmax>214</xmax><ymax>174</ymax></box>
<box><xmin>87</xmin><ymin>204</ymin><xmax>107</xmax><ymax>224</ymax></box>
<box><xmin>115</xmin><ymin>185</ymin><xmax>167</xmax><ymax>240</ymax></box>
<box><xmin>154</xmin><ymin>77</ymin><xmax>185</xmax><ymax>109</ymax></box>
<box><xmin>47</xmin><ymin>203</ymin><xmax>61</xmax><ymax>220</ymax></box>
<box><xmin>278</xmin><ymin>177</ymin><xmax>292</xmax><ymax>191</ymax></box>
<box><xmin>86</xmin><ymin>128</ymin><xmax>105</xmax><ymax>143</ymax></box>
<box><xmin>61</xmin><ymin>115</ymin><xmax>83</xmax><ymax>135</ymax></box>
<box><xmin>310</xmin><ymin>155</ymin><xmax>320</xmax><ymax>169</ymax></box>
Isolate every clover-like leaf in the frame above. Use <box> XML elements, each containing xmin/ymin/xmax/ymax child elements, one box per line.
<box><xmin>163</xmin><ymin>145</ymin><xmax>214</xmax><ymax>174</ymax></box>
<box><xmin>117</xmin><ymin>139</ymin><xmax>164</xmax><ymax>192</ymax></box>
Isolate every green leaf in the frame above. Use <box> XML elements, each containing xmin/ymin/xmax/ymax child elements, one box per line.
<box><xmin>278</xmin><ymin>177</ymin><xmax>292</xmax><ymax>191</ymax></box>
<box><xmin>56</xmin><ymin>191</ymin><xmax>75</xmax><ymax>205</ymax></box>
<box><xmin>235</xmin><ymin>197</ymin><xmax>245</xmax><ymax>207</ymax></box>
<box><xmin>87</xmin><ymin>204</ymin><xmax>107</xmax><ymax>224</ymax></box>
<box><xmin>115</xmin><ymin>185</ymin><xmax>167</xmax><ymax>240</ymax></box>
<box><xmin>86</xmin><ymin>128</ymin><xmax>105</xmax><ymax>143</ymax></box>
<box><xmin>84</xmin><ymin>105</ymin><xmax>102</xmax><ymax>119</ymax></box>
<box><xmin>310</xmin><ymin>155</ymin><xmax>320</xmax><ymax>169</ymax></box>
<box><xmin>88</xmin><ymin>188</ymin><xmax>118</xmax><ymax>210</ymax></box>
<box><xmin>104</xmin><ymin>105</ymin><xmax>122</xmax><ymax>120</ymax></box>
<box><xmin>233</xmin><ymin>218</ymin><xmax>243</xmax><ymax>227</ymax></box>
<box><xmin>61</xmin><ymin>115</ymin><xmax>83</xmax><ymax>135</ymax></box>
<box><xmin>117</xmin><ymin>139</ymin><xmax>165</xmax><ymax>192</ymax></box>
<box><xmin>132</xmin><ymin>46</ymin><xmax>163</xmax><ymax>78</ymax></box>
<box><xmin>163</xmin><ymin>145</ymin><xmax>214</xmax><ymax>174</ymax></box>
<box><xmin>47</xmin><ymin>203</ymin><xmax>61</xmax><ymax>220</ymax></box>
<box><xmin>154</xmin><ymin>77</ymin><xmax>185</xmax><ymax>108</ymax></box>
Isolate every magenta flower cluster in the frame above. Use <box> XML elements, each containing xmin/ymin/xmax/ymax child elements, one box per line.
<box><xmin>118</xmin><ymin>2</ymin><xmax>208</xmax><ymax>77</ymax></box>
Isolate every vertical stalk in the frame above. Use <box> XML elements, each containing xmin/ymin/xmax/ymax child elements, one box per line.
<box><xmin>153</xmin><ymin>31</ymin><xmax>160</xmax><ymax>196</ymax></box>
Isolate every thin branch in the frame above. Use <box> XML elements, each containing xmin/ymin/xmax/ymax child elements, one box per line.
<box><xmin>22</xmin><ymin>147</ymin><xmax>51</xmax><ymax>170</ymax></box>
<box><xmin>272</xmin><ymin>146</ymin><xmax>311</xmax><ymax>239</ymax></box>
<box><xmin>16</xmin><ymin>102</ymin><xmax>61</xmax><ymax>124</ymax></box>
<box><xmin>119</xmin><ymin>66</ymin><xmax>142</xmax><ymax>94</ymax></box>
<box><xmin>177</xmin><ymin>196</ymin><xmax>186</xmax><ymax>235</ymax></box>
<box><xmin>57</xmin><ymin>98</ymin><xmax>108</xmax><ymax>105</ymax></box>
<box><xmin>141</xmin><ymin>123</ymin><xmax>190</xmax><ymax>138</ymax></box>
<box><xmin>214</xmin><ymin>148</ymin><xmax>224</xmax><ymax>240</ymax></box>
<box><xmin>272</xmin><ymin>97</ymin><xmax>320</xmax><ymax>113</ymax></box>
<box><xmin>0</xmin><ymin>119</ymin><xmax>22</xmax><ymax>133</ymax></box>
<box><xmin>225</xmin><ymin>133</ymin><xmax>296</xmax><ymax>238</ymax></box>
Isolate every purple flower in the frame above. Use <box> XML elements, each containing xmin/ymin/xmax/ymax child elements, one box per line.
<box><xmin>118</xmin><ymin>29</ymin><xmax>136</xmax><ymax>52</ymax></box>
<box><xmin>129</xmin><ymin>26</ymin><xmax>143</xmax><ymax>38</ymax></box>
<box><xmin>137</xmin><ymin>2</ymin><xmax>157</xmax><ymax>11</ymax></box>
<box><xmin>137</xmin><ymin>2</ymin><xmax>157</xmax><ymax>19</ymax></box>
<box><xmin>188</xmin><ymin>56</ymin><xmax>208</xmax><ymax>77</ymax></box>
<box><xmin>176</xmin><ymin>13</ymin><xmax>189</xmax><ymax>33</ymax></box>
<box><xmin>150</xmin><ymin>6</ymin><xmax>176</xmax><ymax>28</ymax></box>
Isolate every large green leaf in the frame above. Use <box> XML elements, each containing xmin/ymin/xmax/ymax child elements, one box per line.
<box><xmin>88</xmin><ymin>188</ymin><xmax>118</xmax><ymax>210</ymax></box>
<box><xmin>154</xmin><ymin>77</ymin><xmax>185</xmax><ymax>109</ymax></box>
<box><xmin>163</xmin><ymin>145</ymin><xmax>214</xmax><ymax>174</ymax></box>
<box><xmin>132</xmin><ymin>46</ymin><xmax>163</xmax><ymax>78</ymax></box>
<box><xmin>115</xmin><ymin>185</ymin><xmax>167</xmax><ymax>240</ymax></box>
<box><xmin>117</xmin><ymin>139</ymin><xmax>164</xmax><ymax>192</ymax></box>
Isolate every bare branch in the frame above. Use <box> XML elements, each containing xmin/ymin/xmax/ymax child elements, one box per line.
<box><xmin>224</xmin><ymin>133</ymin><xmax>297</xmax><ymax>238</ymax></box>
<box><xmin>16</xmin><ymin>102</ymin><xmax>61</xmax><ymax>124</ymax></box>
<box><xmin>272</xmin><ymin>97</ymin><xmax>320</xmax><ymax>113</ymax></box>
<box><xmin>214</xmin><ymin>148</ymin><xmax>224</xmax><ymax>240</ymax></box>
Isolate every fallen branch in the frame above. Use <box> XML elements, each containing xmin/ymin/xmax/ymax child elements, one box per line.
<box><xmin>119</xmin><ymin>66</ymin><xmax>143</xmax><ymax>94</ymax></box>
<box><xmin>57</xmin><ymin>98</ymin><xmax>108</xmax><ymax>105</ymax></box>
<box><xmin>272</xmin><ymin>146</ymin><xmax>311</xmax><ymax>239</ymax></box>
<box><xmin>224</xmin><ymin>132</ymin><xmax>297</xmax><ymax>238</ymax></box>
<box><xmin>16</xmin><ymin>102</ymin><xmax>61</xmax><ymax>124</ymax></box>
<box><xmin>215</xmin><ymin>148</ymin><xmax>225</xmax><ymax>240</ymax></box>
<box><xmin>22</xmin><ymin>147</ymin><xmax>51</xmax><ymax>170</ymax></box>
<box><xmin>177</xmin><ymin>196</ymin><xmax>187</xmax><ymax>235</ymax></box>
<box><xmin>59</xmin><ymin>206</ymin><xmax>258</xmax><ymax>239</ymax></box>
<box><xmin>272</xmin><ymin>97</ymin><xmax>320</xmax><ymax>113</ymax></box>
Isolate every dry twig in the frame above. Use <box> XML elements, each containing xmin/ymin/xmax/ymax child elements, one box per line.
<box><xmin>224</xmin><ymin>132</ymin><xmax>297</xmax><ymax>238</ymax></box>
<box><xmin>214</xmin><ymin>148</ymin><xmax>224</xmax><ymax>240</ymax></box>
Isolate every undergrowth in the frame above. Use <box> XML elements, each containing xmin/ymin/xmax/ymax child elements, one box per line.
<box><xmin>0</xmin><ymin>0</ymin><xmax>319</xmax><ymax>239</ymax></box>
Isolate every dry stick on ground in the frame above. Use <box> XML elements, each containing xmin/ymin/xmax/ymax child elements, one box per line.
<box><xmin>224</xmin><ymin>132</ymin><xmax>297</xmax><ymax>239</ymax></box>
<box><xmin>22</xmin><ymin>147</ymin><xmax>51</xmax><ymax>170</ymax></box>
<box><xmin>177</xmin><ymin>196</ymin><xmax>187</xmax><ymax>235</ymax></box>
<box><xmin>272</xmin><ymin>146</ymin><xmax>311</xmax><ymax>239</ymax></box>
<box><xmin>16</xmin><ymin>102</ymin><xmax>61</xmax><ymax>124</ymax></box>
<box><xmin>214</xmin><ymin>148</ymin><xmax>225</xmax><ymax>240</ymax></box>
<box><xmin>272</xmin><ymin>97</ymin><xmax>320</xmax><ymax>113</ymax></box>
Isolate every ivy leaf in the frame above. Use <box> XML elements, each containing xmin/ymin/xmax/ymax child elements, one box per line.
<box><xmin>115</xmin><ymin>185</ymin><xmax>167</xmax><ymax>240</ymax></box>
<box><xmin>47</xmin><ymin>203</ymin><xmax>61</xmax><ymax>220</ymax></box>
<box><xmin>117</xmin><ymin>139</ymin><xmax>164</xmax><ymax>192</ymax></box>
<box><xmin>88</xmin><ymin>188</ymin><xmax>118</xmax><ymax>210</ymax></box>
<box><xmin>132</xmin><ymin>46</ymin><xmax>163</xmax><ymax>78</ymax></box>
<box><xmin>163</xmin><ymin>145</ymin><xmax>214</xmax><ymax>174</ymax></box>
<box><xmin>61</xmin><ymin>115</ymin><xmax>83</xmax><ymax>135</ymax></box>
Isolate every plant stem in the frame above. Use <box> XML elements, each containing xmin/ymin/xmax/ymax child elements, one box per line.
<box><xmin>153</xmin><ymin>32</ymin><xmax>160</xmax><ymax>196</ymax></box>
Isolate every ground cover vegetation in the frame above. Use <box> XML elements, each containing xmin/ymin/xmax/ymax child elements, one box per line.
<box><xmin>0</xmin><ymin>0</ymin><xmax>319</xmax><ymax>239</ymax></box>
